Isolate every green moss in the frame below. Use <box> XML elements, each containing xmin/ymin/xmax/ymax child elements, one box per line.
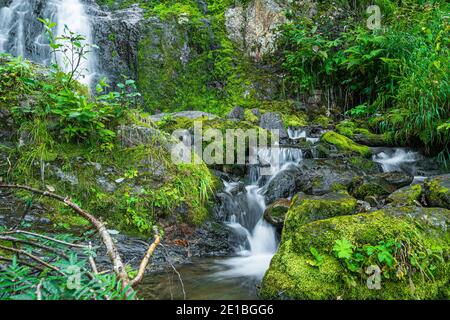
<box><xmin>424</xmin><ymin>175</ymin><xmax>450</xmax><ymax>209</ymax></box>
<box><xmin>244</xmin><ymin>108</ymin><xmax>259</xmax><ymax>123</ymax></box>
<box><xmin>388</xmin><ymin>184</ymin><xmax>423</xmax><ymax>207</ymax></box>
<box><xmin>312</xmin><ymin>115</ymin><xmax>331</xmax><ymax>127</ymax></box>
<box><xmin>321</xmin><ymin>131</ymin><xmax>371</xmax><ymax>157</ymax></box>
<box><xmin>261</xmin><ymin>210</ymin><xmax>449</xmax><ymax>300</ymax></box>
<box><xmin>285</xmin><ymin>192</ymin><xmax>358</xmax><ymax>233</ymax></box>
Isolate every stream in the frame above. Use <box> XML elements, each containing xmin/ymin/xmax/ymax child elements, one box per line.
<box><xmin>138</xmin><ymin>130</ymin><xmax>429</xmax><ymax>300</ymax></box>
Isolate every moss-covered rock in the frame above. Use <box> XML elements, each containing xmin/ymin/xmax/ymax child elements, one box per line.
<box><xmin>263</xmin><ymin>198</ymin><xmax>291</xmax><ymax>231</ymax></box>
<box><xmin>285</xmin><ymin>192</ymin><xmax>358</xmax><ymax>230</ymax></box>
<box><xmin>424</xmin><ymin>174</ymin><xmax>450</xmax><ymax>209</ymax></box>
<box><xmin>261</xmin><ymin>209</ymin><xmax>449</xmax><ymax>300</ymax></box>
<box><xmin>387</xmin><ymin>184</ymin><xmax>423</xmax><ymax>207</ymax></box>
<box><xmin>336</xmin><ymin>120</ymin><xmax>388</xmax><ymax>147</ymax></box>
<box><xmin>321</xmin><ymin>131</ymin><xmax>371</xmax><ymax>157</ymax></box>
<box><xmin>349</xmin><ymin>172</ymin><xmax>414</xmax><ymax>200</ymax></box>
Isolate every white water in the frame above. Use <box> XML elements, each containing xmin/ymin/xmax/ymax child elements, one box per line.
<box><xmin>0</xmin><ymin>0</ymin><xmax>96</xmax><ymax>87</ymax></box>
<box><xmin>0</xmin><ymin>0</ymin><xmax>27</xmax><ymax>55</ymax></box>
<box><xmin>215</xmin><ymin>148</ymin><xmax>303</xmax><ymax>280</ymax></box>
<box><xmin>288</xmin><ymin>128</ymin><xmax>321</xmax><ymax>143</ymax></box>
<box><xmin>54</xmin><ymin>0</ymin><xmax>97</xmax><ymax>86</ymax></box>
<box><xmin>373</xmin><ymin>148</ymin><xmax>421</xmax><ymax>172</ymax></box>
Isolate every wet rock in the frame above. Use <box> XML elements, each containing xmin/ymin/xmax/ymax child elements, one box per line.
<box><xmin>261</xmin><ymin>207</ymin><xmax>449</xmax><ymax>300</ymax></box>
<box><xmin>294</xmin><ymin>158</ymin><xmax>381</xmax><ymax>196</ymax></box>
<box><xmin>96</xmin><ymin>177</ymin><xmax>116</xmax><ymax>193</ymax></box>
<box><xmin>260</xmin><ymin>164</ymin><xmax>302</xmax><ymax>204</ymax></box>
<box><xmin>424</xmin><ymin>174</ymin><xmax>450</xmax><ymax>209</ymax></box>
<box><xmin>264</xmin><ymin>198</ymin><xmax>291</xmax><ymax>231</ymax></box>
<box><xmin>321</xmin><ymin>131</ymin><xmax>371</xmax><ymax>158</ymax></box>
<box><xmin>49</xmin><ymin>166</ymin><xmax>79</xmax><ymax>186</ymax></box>
<box><xmin>382</xmin><ymin>205</ymin><xmax>449</xmax><ymax>233</ymax></box>
<box><xmin>227</xmin><ymin>106</ymin><xmax>245</xmax><ymax>120</ymax></box>
<box><xmin>259</xmin><ymin>112</ymin><xmax>288</xmax><ymax>139</ymax></box>
<box><xmin>349</xmin><ymin>172</ymin><xmax>414</xmax><ymax>200</ymax></box>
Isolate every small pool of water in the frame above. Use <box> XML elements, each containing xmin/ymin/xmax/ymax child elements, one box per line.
<box><xmin>138</xmin><ymin>257</ymin><xmax>261</xmax><ymax>300</ymax></box>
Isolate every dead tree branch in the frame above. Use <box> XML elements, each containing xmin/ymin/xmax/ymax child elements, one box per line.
<box><xmin>0</xmin><ymin>184</ymin><xmax>161</xmax><ymax>296</ymax></box>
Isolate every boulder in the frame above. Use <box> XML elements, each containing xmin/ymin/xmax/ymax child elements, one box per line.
<box><xmin>264</xmin><ymin>199</ymin><xmax>291</xmax><ymax>231</ymax></box>
<box><xmin>336</xmin><ymin>121</ymin><xmax>388</xmax><ymax>147</ymax></box>
<box><xmin>261</xmin><ymin>207</ymin><xmax>449</xmax><ymax>300</ymax></box>
<box><xmin>293</xmin><ymin>158</ymin><xmax>381</xmax><ymax>196</ymax></box>
<box><xmin>424</xmin><ymin>174</ymin><xmax>450</xmax><ymax>209</ymax></box>
<box><xmin>150</xmin><ymin>111</ymin><xmax>216</xmax><ymax>122</ymax></box>
<box><xmin>260</xmin><ymin>164</ymin><xmax>303</xmax><ymax>204</ymax></box>
<box><xmin>349</xmin><ymin>172</ymin><xmax>414</xmax><ymax>200</ymax></box>
<box><xmin>259</xmin><ymin>112</ymin><xmax>288</xmax><ymax>139</ymax></box>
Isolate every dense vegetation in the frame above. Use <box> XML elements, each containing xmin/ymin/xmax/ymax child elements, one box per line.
<box><xmin>278</xmin><ymin>0</ymin><xmax>449</xmax><ymax>159</ymax></box>
<box><xmin>1</xmin><ymin>0</ymin><xmax>449</xmax><ymax>300</ymax></box>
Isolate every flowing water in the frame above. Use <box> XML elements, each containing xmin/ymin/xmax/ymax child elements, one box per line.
<box><xmin>0</xmin><ymin>0</ymin><xmax>97</xmax><ymax>86</ymax></box>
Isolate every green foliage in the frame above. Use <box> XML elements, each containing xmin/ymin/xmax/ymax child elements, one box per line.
<box><xmin>0</xmin><ymin>227</ymin><xmax>135</xmax><ymax>300</ymax></box>
<box><xmin>39</xmin><ymin>18</ymin><xmax>97</xmax><ymax>86</ymax></box>
<box><xmin>333</xmin><ymin>237</ymin><xmax>444</xmax><ymax>284</ymax></box>
<box><xmin>280</xmin><ymin>0</ymin><xmax>450</xmax><ymax>158</ymax></box>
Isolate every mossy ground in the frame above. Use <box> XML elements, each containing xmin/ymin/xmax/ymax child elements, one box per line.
<box><xmin>0</xmin><ymin>55</ymin><xmax>217</xmax><ymax>235</ymax></box>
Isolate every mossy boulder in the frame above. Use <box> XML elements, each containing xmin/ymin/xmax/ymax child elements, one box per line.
<box><xmin>321</xmin><ymin>131</ymin><xmax>371</xmax><ymax>157</ymax></box>
<box><xmin>263</xmin><ymin>198</ymin><xmax>291</xmax><ymax>231</ymax></box>
<box><xmin>261</xmin><ymin>209</ymin><xmax>449</xmax><ymax>300</ymax></box>
<box><xmin>285</xmin><ymin>192</ymin><xmax>358</xmax><ymax>229</ymax></box>
<box><xmin>349</xmin><ymin>172</ymin><xmax>414</xmax><ymax>200</ymax></box>
<box><xmin>387</xmin><ymin>184</ymin><xmax>423</xmax><ymax>207</ymax></box>
<box><xmin>336</xmin><ymin>120</ymin><xmax>388</xmax><ymax>147</ymax></box>
<box><xmin>424</xmin><ymin>174</ymin><xmax>450</xmax><ymax>209</ymax></box>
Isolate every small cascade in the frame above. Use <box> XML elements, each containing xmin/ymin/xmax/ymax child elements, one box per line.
<box><xmin>373</xmin><ymin>148</ymin><xmax>421</xmax><ymax>173</ymax></box>
<box><xmin>215</xmin><ymin>146</ymin><xmax>304</xmax><ymax>280</ymax></box>
<box><xmin>0</xmin><ymin>0</ymin><xmax>97</xmax><ymax>87</ymax></box>
<box><xmin>251</xmin><ymin>147</ymin><xmax>303</xmax><ymax>182</ymax></box>
<box><xmin>288</xmin><ymin>127</ymin><xmax>322</xmax><ymax>144</ymax></box>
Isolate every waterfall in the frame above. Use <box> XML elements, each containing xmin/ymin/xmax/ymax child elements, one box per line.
<box><xmin>215</xmin><ymin>147</ymin><xmax>304</xmax><ymax>280</ymax></box>
<box><xmin>0</xmin><ymin>0</ymin><xmax>97</xmax><ymax>87</ymax></box>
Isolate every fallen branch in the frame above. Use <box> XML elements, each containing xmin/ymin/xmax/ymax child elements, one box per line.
<box><xmin>0</xmin><ymin>184</ymin><xmax>161</xmax><ymax>296</ymax></box>
<box><xmin>131</xmin><ymin>228</ymin><xmax>161</xmax><ymax>287</ymax></box>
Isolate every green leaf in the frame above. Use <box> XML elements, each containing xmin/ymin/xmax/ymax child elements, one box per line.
<box><xmin>333</xmin><ymin>239</ymin><xmax>354</xmax><ymax>260</ymax></box>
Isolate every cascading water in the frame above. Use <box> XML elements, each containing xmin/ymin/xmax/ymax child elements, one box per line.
<box><xmin>0</xmin><ymin>0</ymin><xmax>97</xmax><ymax>87</ymax></box>
<box><xmin>214</xmin><ymin>146</ymin><xmax>304</xmax><ymax>280</ymax></box>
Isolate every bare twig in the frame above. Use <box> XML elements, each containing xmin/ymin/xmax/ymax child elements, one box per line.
<box><xmin>88</xmin><ymin>242</ymin><xmax>98</xmax><ymax>275</ymax></box>
<box><xmin>0</xmin><ymin>244</ymin><xmax>64</xmax><ymax>275</ymax></box>
<box><xmin>0</xmin><ymin>255</ymin><xmax>45</xmax><ymax>271</ymax></box>
<box><xmin>130</xmin><ymin>228</ymin><xmax>161</xmax><ymax>287</ymax></box>
<box><xmin>0</xmin><ymin>235</ymin><xmax>69</xmax><ymax>259</ymax></box>
<box><xmin>0</xmin><ymin>229</ymin><xmax>89</xmax><ymax>249</ymax></box>
<box><xmin>36</xmin><ymin>279</ymin><xmax>44</xmax><ymax>300</ymax></box>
